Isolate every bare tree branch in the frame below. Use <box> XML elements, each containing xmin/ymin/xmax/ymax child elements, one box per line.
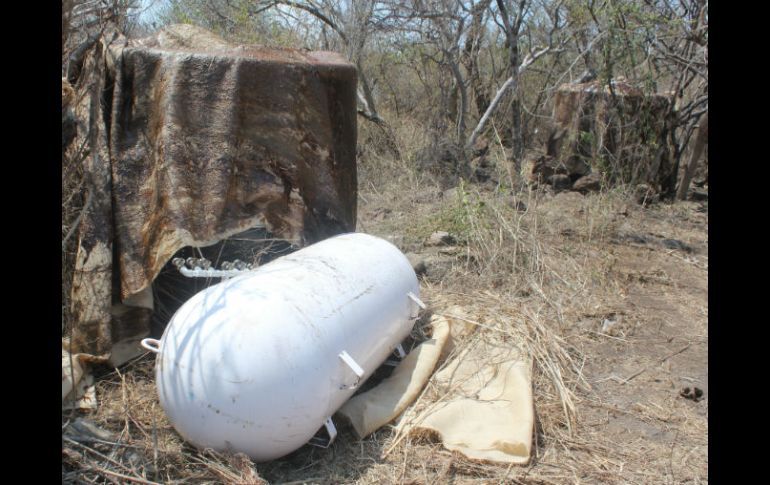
<box><xmin>466</xmin><ymin>45</ymin><xmax>555</xmax><ymax>150</ymax></box>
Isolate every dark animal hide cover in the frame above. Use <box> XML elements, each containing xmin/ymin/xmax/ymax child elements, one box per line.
<box><xmin>548</xmin><ymin>80</ymin><xmax>675</xmax><ymax>192</ymax></box>
<box><xmin>67</xmin><ymin>25</ymin><xmax>357</xmax><ymax>362</ymax></box>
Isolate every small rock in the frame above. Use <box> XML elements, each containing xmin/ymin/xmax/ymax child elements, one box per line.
<box><xmin>679</xmin><ymin>386</ymin><xmax>704</xmax><ymax>402</ymax></box>
<box><xmin>547</xmin><ymin>174</ymin><xmax>572</xmax><ymax>191</ymax></box>
<box><xmin>426</xmin><ymin>231</ymin><xmax>456</xmax><ymax>247</ymax></box>
<box><xmin>405</xmin><ymin>253</ymin><xmax>427</xmax><ymax>276</ymax></box>
<box><xmin>572</xmin><ymin>173</ymin><xmax>602</xmax><ymax>193</ymax></box>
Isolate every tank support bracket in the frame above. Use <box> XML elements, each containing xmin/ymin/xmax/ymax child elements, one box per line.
<box><xmin>338</xmin><ymin>350</ymin><xmax>364</xmax><ymax>389</ymax></box>
<box><xmin>308</xmin><ymin>417</ymin><xmax>338</xmax><ymax>448</ymax></box>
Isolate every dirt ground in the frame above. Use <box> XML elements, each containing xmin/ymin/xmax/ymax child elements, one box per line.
<box><xmin>353</xmin><ymin>181</ymin><xmax>708</xmax><ymax>484</ymax></box>
<box><xmin>63</xmin><ymin>178</ymin><xmax>707</xmax><ymax>484</ymax></box>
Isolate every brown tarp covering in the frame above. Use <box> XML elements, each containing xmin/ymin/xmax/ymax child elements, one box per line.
<box><xmin>67</xmin><ymin>25</ymin><xmax>357</xmax><ymax>362</ymax></box>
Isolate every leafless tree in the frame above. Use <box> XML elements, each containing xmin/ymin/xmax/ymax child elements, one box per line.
<box><xmin>466</xmin><ymin>0</ymin><xmax>569</xmax><ymax>168</ymax></box>
<box><xmin>265</xmin><ymin>1</ymin><xmax>386</xmax><ymax>123</ymax></box>
<box><xmin>647</xmin><ymin>0</ymin><xmax>707</xmax><ymax>198</ymax></box>
<box><xmin>114</xmin><ymin>0</ymin><xmax>706</xmax><ymax>194</ymax></box>
<box><xmin>576</xmin><ymin>0</ymin><xmax>707</xmax><ymax>197</ymax></box>
<box><xmin>462</xmin><ymin>0</ymin><xmax>493</xmax><ymax>118</ymax></box>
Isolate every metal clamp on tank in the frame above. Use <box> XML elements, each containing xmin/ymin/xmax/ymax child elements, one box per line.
<box><xmin>384</xmin><ymin>344</ymin><xmax>407</xmax><ymax>367</ymax></box>
<box><xmin>407</xmin><ymin>291</ymin><xmax>426</xmax><ymax>320</ymax></box>
<box><xmin>338</xmin><ymin>350</ymin><xmax>365</xmax><ymax>390</ymax></box>
<box><xmin>308</xmin><ymin>417</ymin><xmax>338</xmax><ymax>448</ymax></box>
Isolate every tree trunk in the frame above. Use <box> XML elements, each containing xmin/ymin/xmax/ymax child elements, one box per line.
<box><xmin>510</xmin><ymin>96</ymin><xmax>523</xmax><ymax>170</ymax></box>
<box><xmin>447</xmin><ymin>59</ymin><xmax>468</xmax><ymax>144</ymax></box>
<box><xmin>676</xmin><ymin>111</ymin><xmax>708</xmax><ymax>200</ymax></box>
<box><xmin>448</xmin><ymin>80</ymin><xmax>459</xmax><ymax>126</ymax></box>
<box><xmin>357</xmin><ymin>65</ymin><xmax>382</xmax><ymax>122</ymax></box>
<box><xmin>507</xmin><ymin>40</ymin><xmax>523</xmax><ymax>173</ymax></box>
<box><xmin>466</xmin><ymin>76</ymin><xmax>514</xmax><ymax>150</ymax></box>
<box><xmin>463</xmin><ymin>0</ymin><xmax>492</xmax><ymax>116</ymax></box>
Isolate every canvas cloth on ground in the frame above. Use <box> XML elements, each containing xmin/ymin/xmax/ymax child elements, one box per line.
<box><xmin>338</xmin><ymin>307</ymin><xmax>534</xmax><ymax>464</ymax></box>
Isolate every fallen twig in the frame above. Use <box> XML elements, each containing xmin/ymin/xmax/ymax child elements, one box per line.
<box><xmin>660</xmin><ymin>344</ymin><xmax>691</xmax><ymax>363</ymax></box>
<box><xmin>621</xmin><ymin>368</ymin><xmax>647</xmax><ymax>385</ymax></box>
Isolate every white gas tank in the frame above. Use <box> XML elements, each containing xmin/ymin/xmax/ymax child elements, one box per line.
<box><xmin>142</xmin><ymin>233</ymin><xmax>420</xmax><ymax>461</ymax></box>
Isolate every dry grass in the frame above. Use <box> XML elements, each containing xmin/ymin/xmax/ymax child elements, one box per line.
<box><xmin>63</xmin><ymin>356</ymin><xmax>270</xmax><ymax>484</ymax></box>
<box><xmin>63</xmin><ymin>113</ymin><xmax>707</xmax><ymax>483</ymax></box>
<box><xmin>349</xmin><ymin>163</ymin><xmax>706</xmax><ymax>484</ymax></box>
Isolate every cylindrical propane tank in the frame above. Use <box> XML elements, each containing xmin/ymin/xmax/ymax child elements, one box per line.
<box><xmin>141</xmin><ymin>233</ymin><xmax>421</xmax><ymax>461</ymax></box>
